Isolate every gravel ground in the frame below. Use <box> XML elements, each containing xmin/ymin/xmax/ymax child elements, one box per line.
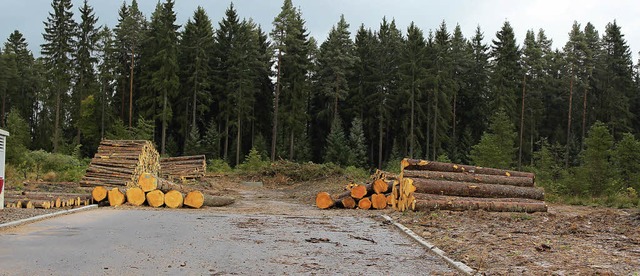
<box><xmin>0</xmin><ymin>207</ymin><xmax>65</xmax><ymax>224</ymax></box>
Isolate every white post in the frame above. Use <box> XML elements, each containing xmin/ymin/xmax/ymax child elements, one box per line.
<box><xmin>0</xmin><ymin>129</ymin><xmax>9</xmax><ymax>210</ymax></box>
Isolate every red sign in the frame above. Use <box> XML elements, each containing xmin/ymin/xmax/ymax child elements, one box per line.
<box><xmin>0</xmin><ymin>177</ymin><xmax>3</xmax><ymax>193</ymax></box>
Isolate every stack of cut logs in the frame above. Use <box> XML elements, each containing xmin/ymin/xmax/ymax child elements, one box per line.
<box><xmin>80</xmin><ymin>140</ymin><xmax>160</xmax><ymax>187</ymax></box>
<box><xmin>159</xmin><ymin>155</ymin><xmax>207</xmax><ymax>181</ymax></box>
<box><xmin>3</xmin><ymin>191</ymin><xmax>92</xmax><ymax>209</ymax></box>
<box><xmin>395</xmin><ymin>159</ymin><xmax>547</xmax><ymax>213</ymax></box>
<box><xmin>315</xmin><ymin>170</ymin><xmax>399</xmax><ymax>210</ymax></box>
<box><xmin>91</xmin><ymin>173</ymin><xmax>234</xmax><ymax>209</ymax></box>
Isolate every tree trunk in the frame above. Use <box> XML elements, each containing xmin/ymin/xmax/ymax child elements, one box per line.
<box><xmin>107</xmin><ymin>187</ymin><xmax>126</xmax><ymax>206</ymax></box>
<box><xmin>403</xmin><ymin>170</ymin><xmax>534</xmax><ymax>187</ymax></box>
<box><xmin>125</xmin><ymin>187</ymin><xmax>145</xmax><ymax>206</ymax></box>
<box><xmin>129</xmin><ymin>47</ymin><xmax>134</xmax><ymax>128</ymax></box>
<box><xmin>271</xmin><ymin>48</ymin><xmax>282</xmax><ymax>162</ymax></box>
<box><xmin>236</xmin><ymin>116</ymin><xmax>241</xmax><ymax>166</ymax></box>
<box><xmin>53</xmin><ymin>86</ymin><xmax>61</xmax><ymax>153</ymax></box>
<box><xmin>92</xmin><ymin>186</ymin><xmax>108</xmax><ymax>202</ymax></box>
<box><xmin>224</xmin><ymin>115</ymin><xmax>229</xmax><ymax>161</ymax></box>
<box><xmin>433</xmin><ymin>76</ymin><xmax>439</xmax><ymax>160</ymax></box>
<box><xmin>581</xmin><ymin>84</ymin><xmax>588</xmax><ymax>151</ymax></box>
<box><xmin>315</xmin><ymin>191</ymin><xmax>334</xmax><ymax>209</ymax></box>
<box><xmin>406</xmin><ymin>178</ymin><xmax>544</xmax><ymax>200</ymax></box>
<box><xmin>371</xmin><ymin>193</ymin><xmax>387</xmax><ymax>210</ymax></box>
<box><xmin>161</xmin><ymin>88</ymin><xmax>168</xmax><ymax>155</ymax></box>
<box><xmin>146</xmin><ymin>189</ymin><xmax>165</xmax><ymax>208</ymax></box>
<box><xmin>413</xmin><ymin>193</ymin><xmax>547</xmax><ymax>213</ymax></box>
<box><xmin>410</xmin><ymin>75</ymin><xmax>415</xmax><ymax>158</ymax></box>
<box><xmin>518</xmin><ymin>74</ymin><xmax>526</xmax><ymax>170</ymax></box>
<box><xmin>401</xmin><ymin>159</ymin><xmax>535</xmax><ymax>179</ymax></box>
<box><xmin>565</xmin><ymin>68</ymin><xmax>574</xmax><ymax>168</ymax></box>
<box><xmin>164</xmin><ymin>190</ymin><xmax>184</xmax><ymax>208</ymax></box>
<box><xmin>184</xmin><ymin>190</ymin><xmax>234</xmax><ymax>208</ymax></box>
<box><xmin>378</xmin><ymin>120</ymin><xmax>383</xmax><ymax>169</ymax></box>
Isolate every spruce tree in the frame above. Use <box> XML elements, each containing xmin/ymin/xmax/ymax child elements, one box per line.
<box><xmin>489</xmin><ymin>21</ymin><xmax>521</xmax><ymax>120</ymax></box>
<box><xmin>580</xmin><ymin>121</ymin><xmax>614</xmax><ymax>195</ymax></box>
<box><xmin>96</xmin><ymin>26</ymin><xmax>119</xmax><ymax>139</ymax></box>
<box><xmin>348</xmin><ymin>117</ymin><xmax>368</xmax><ymax>168</ymax></box>
<box><xmin>202</xmin><ymin>119</ymin><xmax>220</xmax><ymax>159</ymax></box>
<box><xmin>470</xmin><ymin>109</ymin><xmax>517</xmax><ymax>169</ymax></box>
<box><xmin>184</xmin><ymin>124</ymin><xmax>203</xmax><ymax>156</ymax></box>
<box><xmin>612</xmin><ymin>133</ymin><xmax>640</xmax><ymax>191</ymax></box>
<box><xmin>41</xmin><ymin>0</ymin><xmax>77</xmax><ymax>152</ymax></box>
<box><xmin>324</xmin><ymin>116</ymin><xmax>349</xmax><ymax>166</ymax></box>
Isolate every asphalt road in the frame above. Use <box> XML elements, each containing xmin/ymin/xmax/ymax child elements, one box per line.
<box><xmin>0</xmin><ymin>208</ymin><xmax>454</xmax><ymax>275</ymax></box>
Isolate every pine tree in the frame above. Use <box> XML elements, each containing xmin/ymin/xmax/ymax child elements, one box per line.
<box><xmin>324</xmin><ymin>116</ymin><xmax>349</xmax><ymax>165</ymax></box>
<box><xmin>470</xmin><ymin>109</ymin><xmax>517</xmax><ymax>169</ymax></box>
<box><xmin>41</xmin><ymin>0</ymin><xmax>77</xmax><ymax>152</ymax></box>
<box><xmin>348</xmin><ymin>117</ymin><xmax>368</xmax><ymax>168</ymax></box>
<box><xmin>202</xmin><ymin>119</ymin><xmax>220</xmax><ymax>159</ymax></box>
<box><xmin>448</xmin><ymin>24</ymin><xmax>470</xmax><ymax>162</ymax></box>
<box><xmin>184</xmin><ymin>124</ymin><xmax>203</xmax><ymax>155</ymax></box>
<box><xmin>96</xmin><ymin>26</ymin><xmax>119</xmax><ymax>139</ymax></box>
<box><xmin>464</xmin><ymin>26</ymin><xmax>490</xmax><ymax>143</ymax></box>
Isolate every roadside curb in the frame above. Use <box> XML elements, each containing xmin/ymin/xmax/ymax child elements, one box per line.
<box><xmin>381</xmin><ymin>214</ymin><xmax>476</xmax><ymax>275</ymax></box>
<box><xmin>0</xmin><ymin>205</ymin><xmax>98</xmax><ymax>230</ymax></box>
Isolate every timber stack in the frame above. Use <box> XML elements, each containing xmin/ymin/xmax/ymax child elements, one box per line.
<box><xmin>159</xmin><ymin>155</ymin><xmax>207</xmax><ymax>181</ymax></box>
<box><xmin>80</xmin><ymin>140</ymin><xmax>160</xmax><ymax>187</ymax></box>
<box><xmin>90</xmin><ymin>173</ymin><xmax>234</xmax><ymax>209</ymax></box>
<box><xmin>315</xmin><ymin>170</ymin><xmax>399</xmax><ymax>210</ymax></box>
<box><xmin>3</xmin><ymin>191</ymin><xmax>92</xmax><ymax>209</ymax></box>
<box><xmin>395</xmin><ymin>158</ymin><xmax>547</xmax><ymax>213</ymax></box>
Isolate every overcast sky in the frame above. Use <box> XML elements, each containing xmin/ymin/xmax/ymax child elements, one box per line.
<box><xmin>2</xmin><ymin>0</ymin><xmax>639</xmax><ymax>61</ymax></box>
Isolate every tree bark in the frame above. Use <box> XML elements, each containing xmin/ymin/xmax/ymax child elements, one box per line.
<box><xmin>413</xmin><ymin>193</ymin><xmax>547</xmax><ymax>213</ymax></box>
<box><xmin>403</xmin><ymin>170</ymin><xmax>534</xmax><ymax>187</ymax></box>
<box><xmin>407</xmin><ymin>178</ymin><xmax>544</xmax><ymax>200</ymax></box>
<box><xmin>401</xmin><ymin>159</ymin><xmax>535</xmax><ymax>179</ymax></box>
<box><xmin>519</xmin><ymin>74</ymin><xmax>526</xmax><ymax>170</ymax></box>
<box><xmin>566</xmin><ymin>67</ymin><xmax>574</xmax><ymax>168</ymax></box>
<box><xmin>271</xmin><ymin>47</ymin><xmax>282</xmax><ymax>162</ymax></box>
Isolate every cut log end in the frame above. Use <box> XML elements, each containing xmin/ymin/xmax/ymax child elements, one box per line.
<box><xmin>107</xmin><ymin>188</ymin><xmax>126</xmax><ymax>206</ymax></box>
<box><xmin>358</xmin><ymin>197</ymin><xmax>372</xmax><ymax>210</ymax></box>
<box><xmin>164</xmin><ymin>190</ymin><xmax>184</xmax><ymax>209</ymax></box>
<box><xmin>315</xmin><ymin>192</ymin><xmax>334</xmax><ymax>209</ymax></box>
<box><xmin>350</xmin><ymin>185</ymin><xmax>368</xmax><ymax>199</ymax></box>
<box><xmin>125</xmin><ymin>187</ymin><xmax>146</xmax><ymax>206</ymax></box>
<box><xmin>340</xmin><ymin>196</ymin><xmax>356</xmax><ymax>209</ymax></box>
<box><xmin>371</xmin><ymin>193</ymin><xmax>387</xmax><ymax>210</ymax></box>
<box><xmin>184</xmin><ymin>190</ymin><xmax>205</xmax><ymax>209</ymax></box>
<box><xmin>138</xmin><ymin>172</ymin><xmax>158</xmax><ymax>192</ymax></box>
<box><xmin>146</xmin><ymin>189</ymin><xmax>165</xmax><ymax>208</ymax></box>
<box><xmin>373</xmin><ymin>179</ymin><xmax>389</xmax><ymax>194</ymax></box>
<box><xmin>92</xmin><ymin>186</ymin><xmax>108</xmax><ymax>202</ymax></box>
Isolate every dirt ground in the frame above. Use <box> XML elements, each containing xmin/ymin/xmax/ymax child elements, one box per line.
<box><xmin>2</xmin><ymin>174</ymin><xmax>640</xmax><ymax>275</ymax></box>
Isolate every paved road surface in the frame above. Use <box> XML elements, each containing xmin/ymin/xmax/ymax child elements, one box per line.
<box><xmin>0</xmin><ymin>209</ymin><xmax>454</xmax><ymax>275</ymax></box>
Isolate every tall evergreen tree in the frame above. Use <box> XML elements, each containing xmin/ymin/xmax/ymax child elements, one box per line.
<box><xmin>41</xmin><ymin>0</ymin><xmax>77</xmax><ymax>152</ymax></box>
<box><xmin>489</xmin><ymin>21</ymin><xmax>521</xmax><ymax>120</ymax></box>
<box><xmin>73</xmin><ymin>0</ymin><xmax>99</xmax><ymax>146</ymax></box>
<box><xmin>324</xmin><ymin>116</ymin><xmax>349</xmax><ymax>165</ymax></box>
<box><xmin>461</xmin><ymin>26</ymin><xmax>490</xmax><ymax>150</ymax></box>
<box><xmin>580</xmin><ymin>121</ymin><xmax>614</xmax><ymax>195</ymax></box>
<box><xmin>316</xmin><ymin>14</ymin><xmax>356</xmax><ymax>120</ymax></box>
<box><xmin>179</xmin><ymin>6</ymin><xmax>215</xmax><ymax>152</ymax></box>
<box><xmin>399</xmin><ymin>22</ymin><xmax>426</xmax><ymax>158</ymax></box>
<box><xmin>470</xmin><ymin>109</ymin><xmax>517</xmax><ymax>169</ymax></box>
<box><xmin>96</xmin><ymin>26</ymin><xmax>119</xmax><ymax>140</ymax></box>
<box><xmin>348</xmin><ymin>117</ymin><xmax>368</xmax><ymax>168</ymax></box>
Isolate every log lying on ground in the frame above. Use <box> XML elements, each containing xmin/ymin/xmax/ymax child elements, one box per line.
<box><xmin>183</xmin><ymin>190</ymin><xmax>235</xmax><ymax>208</ymax></box>
<box><xmin>401</xmin><ymin>159</ymin><xmax>535</xmax><ymax>179</ymax></box>
<box><xmin>340</xmin><ymin>196</ymin><xmax>357</xmax><ymax>209</ymax></box>
<box><xmin>358</xmin><ymin>197</ymin><xmax>372</xmax><ymax>210</ymax></box>
<box><xmin>125</xmin><ymin>187</ymin><xmax>146</xmax><ymax>206</ymax></box>
<box><xmin>164</xmin><ymin>190</ymin><xmax>184</xmax><ymax>209</ymax></box>
<box><xmin>146</xmin><ymin>190</ymin><xmax>165</xmax><ymax>208</ymax></box>
<box><xmin>371</xmin><ymin>193</ymin><xmax>387</xmax><ymax>210</ymax></box>
<box><xmin>403</xmin><ymin>170</ymin><xmax>534</xmax><ymax>187</ymax></box>
<box><xmin>80</xmin><ymin>140</ymin><xmax>160</xmax><ymax>187</ymax></box>
<box><xmin>412</xmin><ymin>193</ymin><xmax>547</xmax><ymax>213</ymax></box>
<box><xmin>406</xmin><ymin>178</ymin><xmax>544</xmax><ymax>200</ymax></box>
<box><xmin>336</xmin><ymin>180</ymin><xmax>395</xmax><ymax>200</ymax></box>
<box><xmin>108</xmin><ymin>188</ymin><xmax>126</xmax><ymax>206</ymax></box>
<box><xmin>160</xmin><ymin>155</ymin><xmax>207</xmax><ymax>180</ymax></box>
<box><xmin>92</xmin><ymin>186</ymin><xmax>108</xmax><ymax>202</ymax></box>
<box><xmin>315</xmin><ymin>192</ymin><xmax>334</xmax><ymax>209</ymax></box>
<box><xmin>350</xmin><ymin>185</ymin><xmax>368</xmax><ymax>199</ymax></box>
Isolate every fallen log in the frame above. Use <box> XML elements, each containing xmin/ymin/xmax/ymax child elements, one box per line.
<box><xmin>108</xmin><ymin>188</ymin><xmax>126</xmax><ymax>206</ymax></box>
<box><xmin>401</xmin><ymin>159</ymin><xmax>535</xmax><ymax>179</ymax></box>
<box><xmin>358</xmin><ymin>197</ymin><xmax>372</xmax><ymax>210</ymax></box>
<box><xmin>340</xmin><ymin>196</ymin><xmax>356</xmax><ymax>209</ymax></box>
<box><xmin>404</xmin><ymin>178</ymin><xmax>544</xmax><ymax>200</ymax></box>
<box><xmin>183</xmin><ymin>191</ymin><xmax>235</xmax><ymax>208</ymax></box>
<box><xmin>315</xmin><ymin>192</ymin><xmax>334</xmax><ymax>209</ymax></box>
<box><xmin>146</xmin><ymin>190</ymin><xmax>165</xmax><ymax>208</ymax></box>
<box><xmin>371</xmin><ymin>193</ymin><xmax>387</xmax><ymax>210</ymax></box>
<box><xmin>412</xmin><ymin>194</ymin><xmax>547</xmax><ymax>213</ymax></box>
<box><xmin>164</xmin><ymin>190</ymin><xmax>184</xmax><ymax>209</ymax></box>
<box><xmin>403</xmin><ymin>170</ymin><xmax>534</xmax><ymax>187</ymax></box>
<box><xmin>125</xmin><ymin>187</ymin><xmax>146</xmax><ymax>206</ymax></box>
<box><xmin>92</xmin><ymin>186</ymin><xmax>108</xmax><ymax>202</ymax></box>
<box><xmin>137</xmin><ymin>173</ymin><xmax>158</xmax><ymax>192</ymax></box>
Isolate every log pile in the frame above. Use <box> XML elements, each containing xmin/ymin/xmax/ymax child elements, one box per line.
<box><xmin>91</xmin><ymin>173</ymin><xmax>234</xmax><ymax>209</ymax></box>
<box><xmin>80</xmin><ymin>140</ymin><xmax>160</xmax><ymax>187</ymax></box>
<box><xmin>315</xmin><ymin>170</ymin><xmax>399</xmax><ymax>210</ymax></box>
<box><xmin>395</xmin><ymin>159</ymin><xmax>547</xmax><ymax>213</ymax></box>
<box><xmin>3</xmin><ymin>191</ymin><xmax>92</xmax><ymax>209</ymax></box>
<box><xmin>159</xmin><ymin>155</ymin><xmax>207</xmax><ymax>181</ymax></box>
